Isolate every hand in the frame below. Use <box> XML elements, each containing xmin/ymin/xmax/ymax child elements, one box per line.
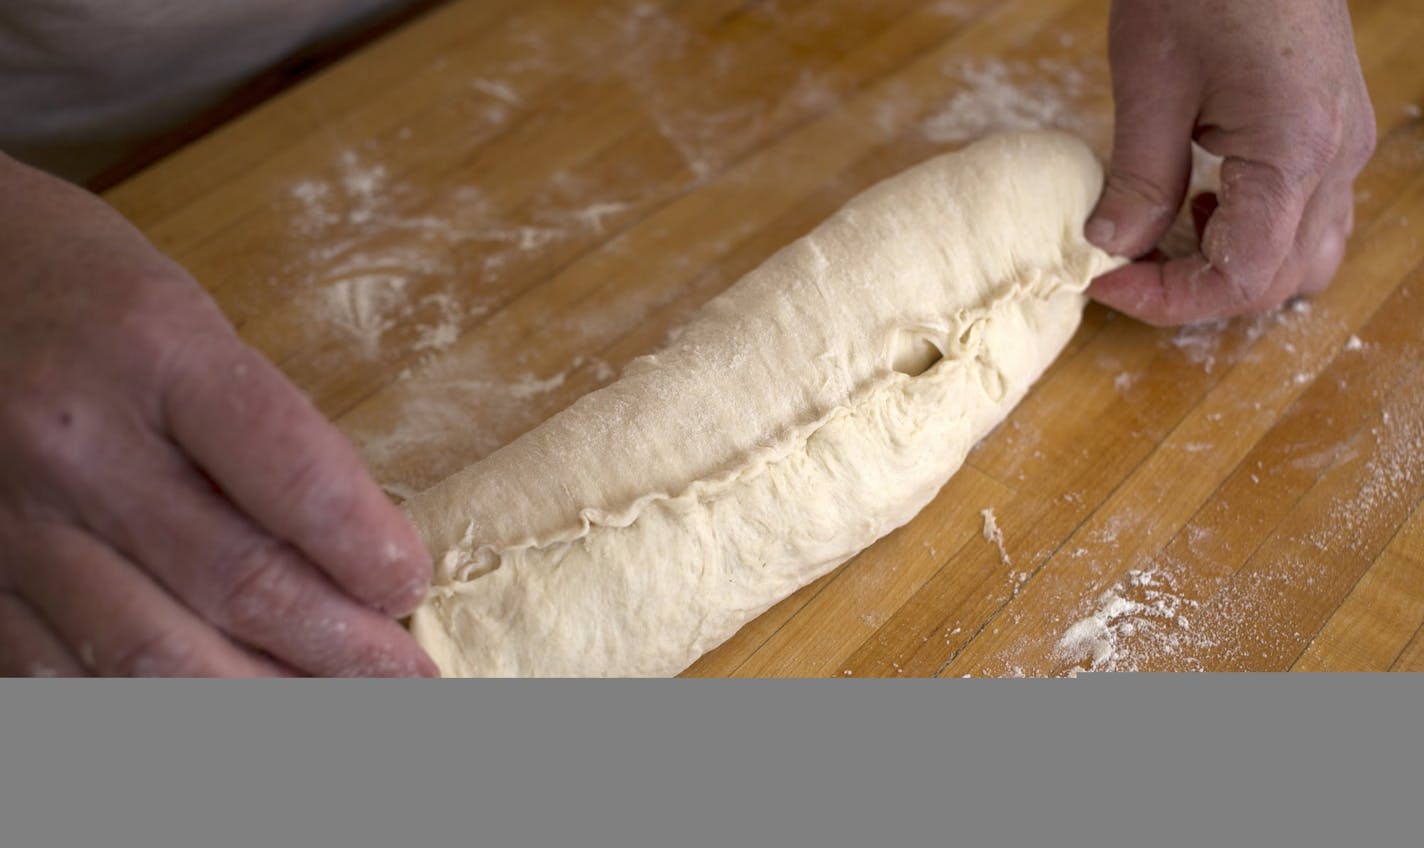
<box><xmin>1085</xmin><ymin>0</ymin><xmax>1376</xmax><ymax>326</ymax></box>
<box><xmin>0</xmin><ymin>154</ymin><xmax>436</xmax><ymax>677</ymax></box>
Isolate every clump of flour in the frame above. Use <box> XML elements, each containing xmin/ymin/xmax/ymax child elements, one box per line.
<box><xmin>980</xmin><ymin>508</ymin><xmax>1011</xmax><ymax>566</ymax></box>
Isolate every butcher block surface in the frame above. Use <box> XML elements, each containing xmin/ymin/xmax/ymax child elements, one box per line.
<box><xmin>104</xmin><ymin>0</ymin><xmax>1424</xmax><ymax>675</ymax></box>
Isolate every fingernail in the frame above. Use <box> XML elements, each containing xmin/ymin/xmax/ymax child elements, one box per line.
<box><xmin>1086</xmin><ymin>217</ymin><xmax>1117</xmax><ymax>251</ymax></box>
<box><xmin>391</xmin><ymin>538</ymin><xmax>434</xmax><ymax>578</ymax></box>
<box><xmin>379</xmin><ymin>576</ymin><xmax>430</xmax><ymax>616</ymax></box>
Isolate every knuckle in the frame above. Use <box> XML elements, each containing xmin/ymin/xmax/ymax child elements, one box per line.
<box><xmin>1218</xmin><ymin>266</ymin><xmax>1271</xmax><ymax>311</ymax></box>
<box><xmin>214</xmin><ymin>538</ymin><xmax>309</xmax><ymax>636</ymax></box>
<box><xmin>121</xmin><ymin>306</ymin><xmax>191</xmax><ymax>382</ymax></box>
<box><xmin>108</xmin><ymin>627</ymin><xmax>198</xmax><ymax>677</ymax></box>
<box><xmin>110</xmin><ymin>274</ymin><xmax>176</xmax><ymax>350</ymax></box>
<box><xmin>153</xmin><ymin>328</ymin><xmax>232</xmax><ymax>414</ymax></box>
<box><xmin>1349</xmin><ymin>119</ymin><xmax>1378</xmax><ymax>172</ymax></box>
<box><xmin>0</xmin><ymin>381</ymin><xmax>98</xmax><ymax>480</ymax></box>
<box><xmin>1343</xmin><ymin>80</ymin><xmax>1377</xmax><ymax>169</ymax></box>
<box><xmin>1302</xmin><ymin>98</ymin><xmax>1345</xmax><ymax>151</ymax></box>
<box><xmin>281</xmin><ymin>451</ymin><xmax>358</xmax><ymax>537</ymax></box>
<box><xmin>96</xmin><ymin>268</ymin><xmax>219</xmax><ymax>388</ymax></box>
<box><xmin>1221</xmin><ymin>160</ymin><xmax>1298</xmax><ymax>222</ymax></box>
<box><xmin>1105</xmin><ymin>168</ymin><xmax>1180</xmax><ymax>216</ymax></box>
<box><xmin>1282</xmin><ymin>101</ymin><xmax>1345</xmax><ymax>179</ymax></box>
<box><xmin>137</xmin><ymin>299</ymin><xmax>241</xmax><ymax>419</ymax></box>
<box><xmin>112</xmin><ymin>266</ymin><xmax>213</xmax><ymax>343</ymax></box>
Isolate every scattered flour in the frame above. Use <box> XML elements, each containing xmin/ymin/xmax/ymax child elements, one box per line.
<box><xmin>275</xmin><ymin>130</ymin><xmax>651</xmax><ymax>496</ymax></box>
<box><xmin>338</xmin><ymin>150</ymin><xmax>387</xmax><ymax>217</ymax></box>
<box><xmin>1055</xmin><ymin>564</ymin><xmax>1202</xmax><ymax>673</ymax></box>
<box><xmin>355</xmin><ymin>354</ymin><xmax>586</xmax><ymax>493</ymax></box>
<box><xmin>469</xmin><ymin>77</ymin><xmax>521</xmax><ymax>104</ymax></box>
<box><xmin>921</xmin><ymin>56</ymin><xmax>1103</xmax><ymax>147</ymax></box>
<box><xmin>1056</xmin><ymin>590</ymin><xmax>1145</xmax><ymax>669</ymax></box>
<box><xmin>1168</xmin><ymin>320</ymin><xmax>1230</xmax><ymax>372</ymax></box>
<box><xmin>410</xmin><ymin>294</ymin><xmax>466</xmax><ymax>354</ymax></box>
<box><xmin>1163</xmin><ymin>297</ymin><xmax>1316</xmax><ymax>374</ymax></box>
<box><xmin>1305</xmin><ymin>378</ymin><xmax>1424</xmax><ymax>555</ymax></box>
<box><xmin>1113</xmin><ymin>371</ymin><xmax>1141</xmax><ymax>393</ymax></box>
<box><xmin>1053</xmin><ymin>376</ymin><xmax>1424</xmax><ymax>676</ymax></box>
<box><xmin>317</xmin><ymin>274</ymin><xmax>409</xmax><ymax>358</ymax></box>
<box><xmin>571</xmin><ymin>201</ymin><xmax>634</xmax><ymax>234</ymax></box>
<box><xmin>283</xmin><ymin>126</ymin><xmax>652</xmax><ymax>380</ymax></box>
<box><xmin>506</xmin><ymin>370</ymin><xmax>569</xmax><ymax>401</ymax></box>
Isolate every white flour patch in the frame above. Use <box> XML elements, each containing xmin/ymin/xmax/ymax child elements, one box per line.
<box><xmin>591</xmin><ymin>358</ymin><xmax>617</xmax><ymax>382</ymax></box>
<box><xmin>318</xmin><ymin>274</ymin><xmax>410</xmax><ymax>358</ymax></box>
<box><xmin>870</xmin><ymin>80</ymin><xmax>919</xmax><ymax>139</ymax></box>
<box><xmin>568</xmin><ymin>354</ymin><xmax>618</xmax><ymax>384</ymax></box>
<box><xmin>1054</xmin><ymin>376</ymin><xmax>1424</xmax><ymax>675</ymax></box>
<box><xmin>279</xmin><ymin>126</ymin><xmax>645</xmax><ymax>374</ymax></box>
<box><xmin>275</xmin><ymin>135</ymin><xmax>649</xmax><ymax>496</ymax></box>
<box><xmin>411</xmin><ymin>291</ymin><xmax>477</xmax><ymax>355</ymax></box>
<box><xmin>289</xmin><ymin>179</ymin><xmax>341</xmax><ymax>233</ymax></box>
<box><xmin>507</xmin><ymin>371</ymin><xmax>568</xmax><ymax>401</ymax></box>
<box><xmin>1113</xmin><ymin>371</ymin><xmax>1142</xmax><ymax>393</ymax></box>
<box><xmin>280</xmin><ymin>149</ymin><xmax>498</xmax><ymax>369</ymax></box>
<box><xmin>1305</xmin><ymin>377</ymin><xmax>1424</xmax><ymax>555</ymax></box>
<box><xmin>1168</xmin><ymin>320</ymin><xmax>1230</xmax><ymax>372</ymax></box>
<box><xmin>570</xmin><ymin>201</ymin><xmax>634</xmax><ymax>234</ymax></box>
<box><xmin>1163</xmin><ymin>298</ymin><xmax>1316</xmax><ymax>374</ymax></box>
<box><xmin>1055</xmin><ymin>564</ymin><xmax>1202</xmax><ymax>673</ymax></box>
<box><xmin>1057</xmin><ymin>590</ymin><xmax>1144</xmax><ymax>669</ymax></box>
<box><xmin>470</xmin><ymin>77</ymin><xmax>521</xmax><ymax>104</ymax></box>
<box><xmin>338</xmin><ymin>149</ymin><xmax>388</xmax><ymax>221</ymax></box>
<box><xmin>921</xmin><ymin>57</ymin><xmax>1105</xmax><ymax>148</ymax></box>
<box><xmin>353</xmin><ymin>353</ymin><xmax>585</xmax><ymax>493</ymax></box>
<box><xmin>605</xmin><ymin>3</ymin><xmax>730</xmax><ymax>182</ymax></box>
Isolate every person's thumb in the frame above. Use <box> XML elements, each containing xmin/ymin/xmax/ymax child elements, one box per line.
<box><xmin>1086</xmin><ymin>64</ymin><xmax>1198</xmax><ymax>258</ymax></box>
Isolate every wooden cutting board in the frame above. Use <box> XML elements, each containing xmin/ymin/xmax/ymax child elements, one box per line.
<box><xmin>103</xmin><ymin>0</ymin><xmax>1424</xmax><ymax>675</ymax></box>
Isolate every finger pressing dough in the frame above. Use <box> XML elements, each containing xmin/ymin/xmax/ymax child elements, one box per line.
<box><xmin>407</xmin><ymin>130</ymin><xmax>1123</xmax><ymax>677</ymax></box>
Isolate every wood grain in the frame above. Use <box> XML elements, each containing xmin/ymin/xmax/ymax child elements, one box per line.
<box><xmin>104</xmin><ymin>0</ymin><xmax>1424</xmax><ymax>675</ymax></box>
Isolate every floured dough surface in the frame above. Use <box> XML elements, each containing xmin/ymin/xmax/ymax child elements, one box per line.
<box><xmin>406</xmin><ymin>130</ymin><xmax>1122</xmax><ymax>677</ymax></box>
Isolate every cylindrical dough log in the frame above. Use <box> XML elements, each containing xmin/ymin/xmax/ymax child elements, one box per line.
<box><xmin>406</xmin><ymin>130</ymin><xmax>1124</xmax><ymax>677</ymax></box>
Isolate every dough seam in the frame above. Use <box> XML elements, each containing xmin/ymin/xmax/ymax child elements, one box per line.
<box><xmin>408</xmin><ymin>131</ymin><xmax>1125</xmax><ymax>676</ymax></box>
<box><xmin>435</xmin><ymin>252</ymin><xmax>1096</xmax><ymax>586</ymax></box>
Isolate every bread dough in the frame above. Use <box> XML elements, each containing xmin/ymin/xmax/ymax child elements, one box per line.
<box><xmin>406</xmin><ymin>130</ymin><xmax>1122</xmax><ymax>677</ymax></box>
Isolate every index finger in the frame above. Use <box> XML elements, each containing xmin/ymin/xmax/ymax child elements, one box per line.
<box><xmin>160</xmin><ymin>334</ymin><xmax>431</xmax><ymax>616</ymax></box>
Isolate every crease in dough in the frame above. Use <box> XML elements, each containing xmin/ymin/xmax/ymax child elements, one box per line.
<box><xmin>405</xmin><ymin>130</ymin><xmax>1125</xmax><ymax>677</ymax></box>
